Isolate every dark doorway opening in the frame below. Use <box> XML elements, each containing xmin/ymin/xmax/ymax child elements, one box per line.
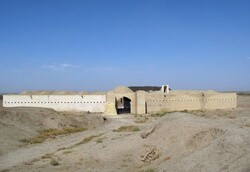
<box><xmin>117</xmin><ymin>97</ymin><xmax>131</xmax><ymax>114</ymax></box>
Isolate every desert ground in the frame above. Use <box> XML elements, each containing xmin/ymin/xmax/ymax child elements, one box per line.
<box><xmin>0</xmin><ymin>95</ymin><xmax>250</xmax><ymax>172</ymax></box>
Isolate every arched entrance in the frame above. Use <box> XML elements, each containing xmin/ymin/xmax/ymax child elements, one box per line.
<box><xmin>117</xmin><ymin>97</ymin><xmax>131</xmax><ymax>114</ymax></box>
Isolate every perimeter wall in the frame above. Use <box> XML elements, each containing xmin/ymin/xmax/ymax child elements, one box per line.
<box><xmin>144</xmin><ymin>92</ymin><xmax>237</xmax><ymax>113</ymax></box>
<box><xmin>3</xmin><ymin>92</ymin><xmax>237</xmax><ymax>114</ymax></box>
<box><xmin>3</xmin><ymin>95</ymin><xmax>106</xmax><ymax>112</ymax></box>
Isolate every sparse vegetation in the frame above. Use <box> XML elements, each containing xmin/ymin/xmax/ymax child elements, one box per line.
<box><xmin>150</xmin><ymin>111</ymin><xmax>171</xmax><ymax>117</ymax></box>
<box><xmin>41</xmin><ymin>153</ymin><xmax>60</xmax><ymax>166</ymax></box>
<box><xmin>134</xmin><ymin>115</ymin><xmax>149</xmax><ymax>123</ymax></box>
<box><xmin>113</xmin><ymin>125</ymin><xmax>140</xmax><ymax>132</ymax></box>
<box><xmin>41</xmin><ymin>153</ymin><xmax>53</xmax><ymax>159</ymax></box>
<box><xmin>20</xmin><ymin>127</ymin><xmax>86</xmax><ymax>144</ymax></box>
<box><xmin>63</xmin><ymin>150</ymin><xmax>72</xmax><ymax>154</ymax></box>
<box><xmin>50</xmin><ymin>158</ymin><xmax>60</xmax><ymax>166</ymax></box>
<box><xmin>143</xmin><ymin>168</ymin><xmax>156</xmax><ymax>172</ymax></box>
<box><xmin>96</xmin><ymin>137</ymin><xmax>106</xmax><ymax>143</ymax></box>
<box><xmin>189</xmin><ymin>110</ymin><xmax>206</xmax><ymax>115</ymax></box>
<box><xmin>150</xmin><ymin>110</ymin><xmax>197</xmax><ymax>117</ymax></box>
<box><xmin>245</xmin><ymin>123</ymin><xmax>250</xmax><ymax>127</ymax></box>
<box><xmin>57</xmin><ymin>147</ymin><xmax>66</xmax><ymax>151</ymax></box>
<box><xmin>75</xmin><ymin>133</ymin><xmax>104</xmax><ymax>145</ymax></box>
<box><xmin>189</xmin><ymin>109</ymin><xmax>241</xmax><ymax>119</ymax></box>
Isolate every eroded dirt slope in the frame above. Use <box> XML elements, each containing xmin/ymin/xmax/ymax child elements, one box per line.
<box><xmin>0</xmin><ymin>107</ymin><xmax>106</xmax><ymax>155</ymax></box>
<box><xmin>0</xmin><ymin>95</ymin><xmax>250</xmax><ymax>172</ymax></box>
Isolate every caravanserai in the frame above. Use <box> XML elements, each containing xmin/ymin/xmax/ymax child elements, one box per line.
<box><xmin>3</xmin><ymin>85</ymin><xmax>237</xmax><ymax>115</ymax></box>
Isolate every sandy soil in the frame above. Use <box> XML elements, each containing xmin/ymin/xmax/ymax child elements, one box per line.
<box><xmin>0</xmin><ymin>108</ymin><xmax>106</xmax><ymax>155</ymax></box>
<box><xmin>0</xmin><ymin>95</ymin><xmax>250</xmax><ymax>172</ymax></box>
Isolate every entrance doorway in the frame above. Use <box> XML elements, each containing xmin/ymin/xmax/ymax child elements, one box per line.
<box><xmin>117</xmin><ymin>97</ymin><xmax>131</xmax><ymax>114</ymax></box>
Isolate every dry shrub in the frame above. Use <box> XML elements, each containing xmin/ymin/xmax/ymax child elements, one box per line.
<box><xmin>50</xmin><ymin>158</ymin><xmax>60</xmax><ymax>166</ymax></box>
<box><xmin>57</xmin><ymin>147</ymin><xmax>66</xmax><ymax>151</ymax></box>
<box><xmin>96</xmin><ymin>137</ymin><xmax>106</xmax><ymax>143</ymax></box>
<box><xmin>113</xmin><ymin>125</ymin><xmax>140</xmax><ymax>132</ymax></box>
<box><xmin>41</xmin><ymin>153</ymin><xmax>53</xmax><ymax>159</ymax></box>
<box><xmin>20</xmin><ymin>127</ymin><xmax>86</xmax><ymax>144</ymax></box>
<box><xmin>63</xmin><ymin>150</ymin><xmax>72</xmax><ymax>154</ymax></box>
<box><xmin>143</xmin><ymin>168</ymin><xmax>155</xmax><ymax>172</ymax></box>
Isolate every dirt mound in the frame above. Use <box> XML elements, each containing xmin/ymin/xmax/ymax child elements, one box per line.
<box><xmin>54</xmin><ymin>112</ymin><xmax>248</xmax><ymax>172</ymax></box>
<box><xmin>83</xmin><ymin>112</ymin><xmax>250</xmax><ymax>172</ymax></box>
<box><xmin>1</xmin><ymin>95</ymin><xmax>250</xmax><ymax>172</ymax></box>
<box><xmin>135</xmin><ymin>113</ymin><xmax>250</xmax><ymax>172</ymax></box>
<box><xmin>186</xmin><ymin>128</ymin><xmax>225</xmax><ymax>150</ymax></box>
<box><xmin>0</xmin><ymin>107</ymin><xmax>106</xmax><ymax>155</ymax></box>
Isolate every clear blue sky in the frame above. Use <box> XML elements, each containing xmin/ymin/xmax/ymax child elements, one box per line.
<box><xmin>0</xmin><ymin>0</ymin><xmax>249</xmax><ymax>92</ymax></box>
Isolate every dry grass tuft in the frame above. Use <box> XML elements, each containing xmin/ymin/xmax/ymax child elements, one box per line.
<box><xmin>50</xmin><ymin>158</ymin><xmax>60</xmax><ymax>166</ymax></box>
<box><xmin>134</xmin><ymin>115</ymin><xmax>149</xmax><ymax>123</ymax></box>
<box><xmin>150</xmin><ymin>112</ymin><xmax>169</xmax><ymax>117</ymax></box>
<box><xmin>96</xmin><ymin>137</ymin><xmax>106</xmax><ymax>143</ymax></box>
<box><xmin>41</xmin><ymin>153</ymin><xmax>53</xmax><ymax>159</ymax></box>
<box><xmin>245</xmin><ymin>123</ymin><xmax>250</xmax><ymax>127</ymax></box>
<box><xmin>57</xmin><ymin>147</ymin><xmax>66</xmax><ymax>151</ymax></box>
<box><xmin>41</xmin><ymin>153</ymin><xmax>60</xmax><ymax>166</ymax></box>
<box><xmin>151</xmin><ymin>110</ymin><xmax>190</xmax><ymax>117</ymax></box>
<box><xmin>150</xmin><ymin>109</ymin><xmax>199</xmax><ymax>117</ymax></box>
<box><xmin>20</xmin><ymin>127</ymin><xmax>86</xmax><ymax>144</ymax></box>
<box><xmin>113</xmin><ymin>125</ymin><xmax>140</xmax><ymax>132</ymax></box>
<box><xmin>185</xmin><ymin>110</ymin><xmax>203</xmax><ymax>116</ymax></box>
<box><xmin>63</xmin><ymin>150</ymin><xmax>72</xmax><ymax>154</ymax></box>
<box><xmin>75</xmin><ymin>133</ymin><xmax>104</xmax><ymax>145</ymax></box>
<box><xmin>164</xmin><ymin>156</ymin><xmax>171</xmax><ymax>161</ymax></box>
<box><xmin>143</xmin><ymin>168</ymin><xmax>156</xmax><ymax>172</ymax></box>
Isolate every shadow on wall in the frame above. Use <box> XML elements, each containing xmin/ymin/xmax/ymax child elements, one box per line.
<box><xmin>0</xmin><ymin>95</ymin><xmax>2</xmax><ymax>107</ymax></box>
